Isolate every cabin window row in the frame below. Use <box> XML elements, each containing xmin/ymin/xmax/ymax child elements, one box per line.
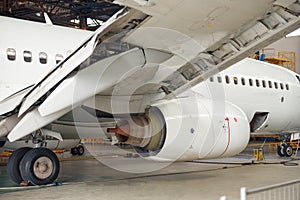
<box><xmin>209</xmin><ymin>76</ymin><xmax>290</xmax><ymax>91</ymax></box>
<box><xmin>6</xmin><ymin>48</ymin><xmax>64</xmax><ymax>64</ymax></box>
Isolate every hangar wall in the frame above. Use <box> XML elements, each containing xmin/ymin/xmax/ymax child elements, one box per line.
<box><xmin>266</xmin><ymin>36</ymin><xmax>300</xmax><ymax>74</ymax></box>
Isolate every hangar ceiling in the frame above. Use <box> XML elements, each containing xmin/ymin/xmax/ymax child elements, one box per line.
<box><xmin>0</xmin><ymin>0</ymin><xmax>122</xmax><ymax>30</ymax></box>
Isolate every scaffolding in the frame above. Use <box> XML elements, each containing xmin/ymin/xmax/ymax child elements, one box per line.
<box><xmin>262</xmin><ymin>48</ymin><xmax>296</xmax><ymax>72</ymax></box>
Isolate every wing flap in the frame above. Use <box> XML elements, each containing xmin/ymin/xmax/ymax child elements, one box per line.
<box><xmin>0</xmin><ymin>85</ymin><xmax>33</xmax><ymax>116</ymax></box>
<box><xmin>18</xmin><ymin>8</ymin><xmax>132</xmax><ymax>117</ymax></box>
<box><xmin>38</xmin><ymin>48</ymin><xmax>146</xmax><ymax>117</ymax></box>
<box><xmin>114</xmin><ymin>0</ymin><xmax>300</xmax><ymax>98</ymax></box>
<box><xmin>8</xmin><ymin>108</ymin><xmax>70</xmax><ymax>142</ymax></box>
<box><xmin>164</xmin><ymin>13</ymin><xmax>300</xmax><ymax>99</ymax></box>
<box><xmin>0</xmin><ymin>115</ymin><xmax>19</xmax><ymax>137</ymax></box>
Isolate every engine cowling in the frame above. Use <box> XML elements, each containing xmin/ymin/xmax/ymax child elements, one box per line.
<box><xmin>108</xmin><ymin>97</ymin><xmax>250</xmax><ymax>161</ymax></box>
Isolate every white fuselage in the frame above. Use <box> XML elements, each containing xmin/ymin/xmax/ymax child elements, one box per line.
<box><xmin>1</xmin><ymin>16</ymin><xmax>300</xmax><ymax>135</ymax></box>
<box><xmin>0</xmin><ymin>16</ymin><xmax>91</xmax><ymax>101</ymax></box>
<box><xmin>193</xmin><ymin>58</ymin><xmax>300</xmax><ymax>133</ymax></box>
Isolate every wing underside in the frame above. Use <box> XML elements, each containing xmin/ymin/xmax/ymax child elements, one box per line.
<box><xmin>1</xmin><ymin>0</ymin><xmax>300</xmax><ymax>142</ymax></box>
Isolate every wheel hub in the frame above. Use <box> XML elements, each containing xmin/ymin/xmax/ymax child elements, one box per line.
<box><xmin>33</xmin><ymin>157</ymin><xmax>53</xmax><ymax>179</ymax></box>
<box><xmin>79</xmin><ymin>148</ymin><xmax>83</xmax><ymax>154</ymax></box>
<box><xmin>286</xmin><ymin>146</ymin><xmax>293</xmax><ymax>156</ymax></box>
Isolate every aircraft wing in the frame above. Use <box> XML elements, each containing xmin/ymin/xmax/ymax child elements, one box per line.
<box><xmin>4</xmin><ymin>0</ymin><xmax>300</xmax><ymax>142</ymax></box>
<box><xmin>116</xmin><ymin>0</ymin><xmax>300</xmax><ymax>99</ymax></box>
<box><xmin>0</xmin><ymin>85</ymin><xmax>33</xmax><ymax>116</ymax></box>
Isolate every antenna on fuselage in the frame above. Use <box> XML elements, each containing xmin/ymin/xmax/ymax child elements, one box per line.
<box><xmin>43</xmin><ymin>13</ymin><xmax>53</xmax><ymax>25</ymax></box>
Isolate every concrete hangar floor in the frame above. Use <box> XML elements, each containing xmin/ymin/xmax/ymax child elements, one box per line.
<box><xmin>0</xmin><ymin>142</ymin><xmax>300</xmax><ymax>200</ymax></box>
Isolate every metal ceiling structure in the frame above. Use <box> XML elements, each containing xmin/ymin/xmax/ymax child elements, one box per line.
<box><xmin>0</xmin><ymin>0</ymin><xmax>122</xmax><ymax>30</ymax></box>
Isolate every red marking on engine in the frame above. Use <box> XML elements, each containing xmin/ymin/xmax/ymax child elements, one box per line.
<box><xmin>221</xmin><ymin>118</ymin><xmax>231</xmax><ymax>156</ymax></box>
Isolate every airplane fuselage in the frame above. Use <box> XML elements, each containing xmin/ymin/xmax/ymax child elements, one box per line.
<box><xmin>0</xmin><ymin>16</ymin><xmax>91</xmax><ymax>101</ymax></box>
<box><xmin>193</xmin><ymin>58</ymin><xmax>300</xmax><ymax>134</ymax></box>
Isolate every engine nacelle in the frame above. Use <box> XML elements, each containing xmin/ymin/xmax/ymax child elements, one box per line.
<box><xmin>109</xmin><ymin>97</ymin><xmax>250</xmax><ymax>161</ymax></box>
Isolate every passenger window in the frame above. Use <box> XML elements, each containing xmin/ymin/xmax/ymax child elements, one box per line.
<box><xmin>233</xmin><ymin>77</ymin><xmax>238</xmax><ymax>85</ymax></box>
<box><xmin>55</xmin><ymin>54</ymin><xmax>64</xmax><ymax>64</ymax></box>
<box><xmin>249</xmin><ymin>79</ymin><xmax>253</xmax><ymax>86</ymax></box>
<box><xmin>262</xmin><ymin>80</ymin><xmax>266</xmax><ymax>88</ymax></box>
<box><xmin>217</xmin><ymin>76</ymin><xmax>222</xmax><ymax>83</ymax></box>
<box><xmin>268</xmin><ymin>81</ymin><xmax>272</xmax><ymax>88</ymax></box>
<box><xmin>39</xmin><ymin>52</ymin><xmax>47</xmax><ymax>64</ymax></box>
<box><xmin>286</xmin><ymin>84</ymin><xmax>290</xmax><ymax>90</ymax></box>
<box><xmin>241</xmin><ymin>78</ymin><xmax>245</xmax><ymax>86</ymax></box>
<box><xmin>225</xmin><ymin>75</ymin><xmax>230</xmax><ymax>84</ymax></box>
<box><xmin>280</xmin><ymin>83</ymin><xmax>284</xmax><ymax>90</ymax></box>
<box><xmin>7</xmin><ymin>48</ymin><xmax>16</xmax><ymax>61</ymax></box>
<box><xmin>209</xmin><ymin>77</ymin><xmax>214</xmax><ymax>82</ymax></box>
<box><xmin>256</xmin><ymin>79</ymin><xmax>260</xmax><ymax>87</ymax></box>
<box><xmin>274</xmin><ymin>82</ymin><xmax>278</xmax><ymax>89</ymax></box>
<box><xmin>23</xmin><ymin>51</ymin><xmax>32</xmax><ymax>62</ymax></box>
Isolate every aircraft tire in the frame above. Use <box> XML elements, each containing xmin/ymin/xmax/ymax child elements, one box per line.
<box><xmin>284</xmin><ymin>144</ymin><xmax>293</xmax><ymax>157</ymax></box>
<box><xmin>77</xmin><ymin>145</ymin><xmax>84</xmax><ymax>156</ymax></box>
<box><xmin>277</xmin><ymin>144</ymin><xmax>285</xmax><ymax>157</ymax></box>
<box><xmin>20</xmin><ymin>148</ymin><xmax>60</xmax><ymax>185</ymax></box>
<box><xmin>71</xmin><ymin>147</ymin><xmax>78</xmax><ymax>155</ymax></box>
<box><xmin>7</xmin><ymin>147</ymin><xmax>32</xmax><ymax>184</ymax></box>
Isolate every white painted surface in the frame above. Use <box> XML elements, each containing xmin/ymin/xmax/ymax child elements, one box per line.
<box><xmin>0</xmin><ymin>16</ymin><xmax>91</xmax><ymax>101</ymax></box>
<box><xmin>0</xmin><ymin>2</ymin><xmax>299</xmax><ymax>163</ymax></box>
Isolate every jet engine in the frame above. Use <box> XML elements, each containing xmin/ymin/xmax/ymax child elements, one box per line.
<box><xmin>108</xmin><ymin>97</ymin><xmax>250</xmax><ymax>161</ymax></box>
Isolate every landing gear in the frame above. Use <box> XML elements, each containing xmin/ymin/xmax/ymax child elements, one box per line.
<box><xmin>7</xmin><ymin>147</ymin><xmax>32</xmax><ymax>184</ymax></box>
<box><xmin>277</xmin><ymin>143</ymin><xmax>293</xmax><ymax>157</ymax></box>
<box><xmin>7</xmin><ymin>147</ymin><xmax>60</xmax><ymax>186</ymax></box>
<box><xmin>71</xmin><ymin>144</ymin><xmax>84</xmax><ymax>156</ymax></box>
<box><xmin>20</xmin><ymin>148</ymin><xmax>60</xmax><ymax>185</ymax></box>
<box><xmin>77</xmin><ymin>145</ymin><xmax>84</xmax><ymax>156</ymax></box>
<box><xmin>277</xmin><ymin>144</ymin><xmax>285</xmax><ymax>157</ymax></box>
<box><xmin>71</xmin><ymin>147</ymin><xmax>78</xmax><ymax>155</ymax></box>
<box><xmin>284</xmin><ymin>144</ymin><xmax>293</xmax><ymax>157</ymax></box>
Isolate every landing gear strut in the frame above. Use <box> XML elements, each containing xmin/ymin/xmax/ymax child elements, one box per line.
<box><xmin>7</xmin><ymin>147</ymin><xmax>60</xmax><ymax>186</ymax></box>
